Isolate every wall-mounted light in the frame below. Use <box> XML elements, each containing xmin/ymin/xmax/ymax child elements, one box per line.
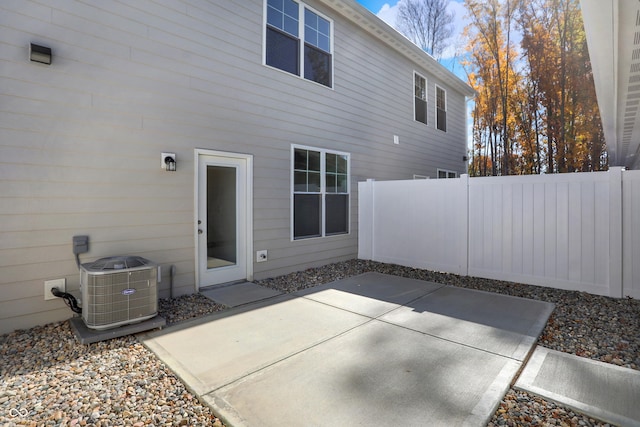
<box><xmin>162</xmin><ymin>153</ymin><xmax>176</xmax><ymax>171</ymax></box>
<box><xmin>30</xmin><ymin>43</ymin><xmax>52</xmax><ymax>65</ymax></box>
<box><xmin>463</xmin><ymin>155</ymin><xmax>469</xmax><ymax>162</ymax></box>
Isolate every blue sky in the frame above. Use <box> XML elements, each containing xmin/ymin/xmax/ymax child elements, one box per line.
<box><xmin>357</xmin><ymin>0</ymin><xmax>392</xmax><ymax>12</ymax></box>
<box><xmin>355</xmin><ymin>0</ymin><xmax>470</xmax><ymax>78</ymax></box>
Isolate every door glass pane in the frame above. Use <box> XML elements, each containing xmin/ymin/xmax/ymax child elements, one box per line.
<box><xmin>207</xmin><ymin>166</ymin><xmax>237</xmax><ymax>269</ymax></box>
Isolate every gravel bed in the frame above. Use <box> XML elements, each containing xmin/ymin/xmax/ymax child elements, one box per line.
<box><xmin>1</xmin><ymin>259</ymin><xmax>638</xmax><ymax>426</ymax></box>
<box><xmin>1</xmin><ymin>294</ymin><xmax>226</xmax><ymax>427</ymax></box>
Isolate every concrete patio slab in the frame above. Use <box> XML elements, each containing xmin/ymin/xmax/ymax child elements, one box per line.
<box><xmin>294</xmin><ymin>272</ymin><xmax>445</xmax><ymax>317</ymax></box>
<box><xmin>142</xmin><ymin>295</ymin><xmax>369</xmax><ymax>395</ymax></box>
<box><xmin>200</xmin><ymin>282</ymin><xmax>282</xmax><ymax>307</ymax></box>
<box><xmin>380</xmin><ymin>286</ymin><xmax>555</xmax><ymax>360</ymax></box>
<box><xmin>207</xmin><ymin>320</ymin><xmax>521</xmax><ymax>427</ymax></box>
<box><xmin>515</xmin><ymin>346</ymin><xmax>640</xmax><ymax>426</ymax></box>
<box><xmin>140</xmin><ymin>273</ymin><xmax>556</xmax><ymax>427</ymax></box>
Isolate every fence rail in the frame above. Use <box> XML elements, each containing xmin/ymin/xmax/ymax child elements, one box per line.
<box><xmin>358</xmin><ymin>167</ymin><xmax>639</xmax><ymax>298</ymax></box>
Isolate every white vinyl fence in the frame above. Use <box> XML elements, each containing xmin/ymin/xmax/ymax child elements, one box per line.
<box><xmin>358</xmin><ymin>167</ymin><xmax>640</xmax><ymax>298</ymax></box>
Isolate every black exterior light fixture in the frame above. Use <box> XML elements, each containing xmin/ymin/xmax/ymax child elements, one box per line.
<box><xmin>162</xmin><ymin>153</ymin><xmax>176</xmax><ymax>172</ymax></box>
<box><xmin>30</xmin><ymin>43</ymin><xmax>52</xmax><ymax>65</ymax></box>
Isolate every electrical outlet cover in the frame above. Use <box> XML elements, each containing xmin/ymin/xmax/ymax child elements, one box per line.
<box><xmin>45</xmin><ymin>278</ymin><xmax>66</xmax><ymax>300</ymax></box>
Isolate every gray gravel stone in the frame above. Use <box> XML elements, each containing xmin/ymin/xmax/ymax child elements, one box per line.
<box><xmin>1</xmin><ymin>259</ymin><xmax>638</xmax><ymax>426</ymax></box>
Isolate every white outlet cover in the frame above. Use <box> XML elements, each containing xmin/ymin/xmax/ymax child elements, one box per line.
<box><xmin>45</xmin><ymin>278</ymin><xmax>66</xmax><ymax>300</ymax></box>
<box><xmin>256</xmin><ymin>250</ymin><xmax>268</xmax><ymax>262</ymax></box>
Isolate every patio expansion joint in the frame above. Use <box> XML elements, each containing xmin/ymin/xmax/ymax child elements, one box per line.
<box><xmin>296</xmin><ymin>287</ymin><xmax>524</xmax><ymax>363</ymax></box>
<box><xmin>202</xmin><ymin>316</ymin><xmax>379</xmax><ymax>396</ymax></box>
<box><xmin>295</xmin><ymin>281</ymin><xmax>447</xmax><ymax>320</ymax></box>
<box><xmin>375</xmin><ymin>315</ymin><xmax>525</xmax><ymax>362</ymax></box>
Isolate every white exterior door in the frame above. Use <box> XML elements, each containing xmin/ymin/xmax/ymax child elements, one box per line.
<box><xmin>196</xmin><ymin>150</ymin><xmax>252</xmax><ymax>288</ymax></box>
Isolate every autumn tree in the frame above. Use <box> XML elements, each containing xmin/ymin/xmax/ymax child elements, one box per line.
<box><xmin>517</xmin><ymin>0</ymin><xmax>606</xmax><ymax>172</ymax></box>
<box><xmin>396</xmin><ymin>0</ymin><xmax>455</xmax><ymax>61</ymax></box>
<box><xmin>464</xmin><ymin>0</ymin><xmax>520</xmax><ymax>175</ymax></box>
<box><xmin>465</xmin><ymin>0</ymin><xmax>606</xmax><ymax>175</ymax></box>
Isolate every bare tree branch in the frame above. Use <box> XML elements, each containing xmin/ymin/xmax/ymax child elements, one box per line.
<box><xmin>396</xmin><ymin>0</ymin><xmax>455</xmax><ymax>60</ymax></box>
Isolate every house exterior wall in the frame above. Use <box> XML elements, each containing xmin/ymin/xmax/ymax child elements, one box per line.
<box><xmin>0</xmin><ymin>0</ymin><xmax>472</xmax><ymax>334</ymax></box>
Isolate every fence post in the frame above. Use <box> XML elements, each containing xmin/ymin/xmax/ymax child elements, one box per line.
<box><xmin>460</xmin><ymin>174</ymin><xmax>470</xmax><ymax>277</ymax></box>
<box><xmin>358</xmin><ymin>179</ymin><xmax>375</xmax><ymax>261</ymax></box>
<box><xmin>609</xmin><ymin>167</ymin><xmax>623</xmax><ymax>298</ymax></box>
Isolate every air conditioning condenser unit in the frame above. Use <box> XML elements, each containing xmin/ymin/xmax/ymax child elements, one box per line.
<box><xmin>80</xmin><ymin>256</ymin><xmax>158</xmax><ymax>330</ymax></box>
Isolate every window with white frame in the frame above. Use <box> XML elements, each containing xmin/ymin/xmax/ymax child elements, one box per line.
<box><xmin>292</xmin><ymin>146</ymin><xmax>349</xmax><ymax>239</ymax></box>
<box><xmin>414</xmin><ymin>72</ymin><xmax>427</xmax><ymax>125</ymax></box>
<box><xmin>436</xmin><ymin>85</ymin><xmax>447</xmax><ymax>131</ymax></box>
<box><xmin>437</xmin><ymin>169</ymin><xmax>457</xmax><ymax>179</ymax></box>
<box><xmin>265</xmin><ymin>0</ymin><xmax>333</xmax><ymax>87</ymax></box>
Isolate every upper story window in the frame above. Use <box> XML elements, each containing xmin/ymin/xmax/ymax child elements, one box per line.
<box><xmin>436</xmin><ymin>85</ymin><xmax>447</xmax><ymax>131</ymax></box>
<box><xmin>265</xmin><ymin>0</ymin><xmax>333</xmax><ymax>87</ymax></box>
<box><xmin>414</xmin><ymin>72</ymin><xmax>427</xmax><ymax>125</ymax></box>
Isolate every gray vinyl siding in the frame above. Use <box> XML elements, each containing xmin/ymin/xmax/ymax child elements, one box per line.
<box><xmin>0</xmin><ymin>0</ymin><xmax>471</xmax><ymax>333</ymax></box>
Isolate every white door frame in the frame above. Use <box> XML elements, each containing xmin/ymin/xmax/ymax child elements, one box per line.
<box><xmin>194</xmin><ymin>149</ymin><xmax>253</xmax><ymax>290</ymax></box>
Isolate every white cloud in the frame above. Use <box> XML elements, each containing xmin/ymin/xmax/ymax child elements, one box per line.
<box><xmin>441</xmin><ymin>1</ymin><xmax>470</xmax><ymax>60</ymax></box>
<box><xmin>376</xmin><ymin>3</ymin><xmax>399</xmax><ymax>28</ymax></box>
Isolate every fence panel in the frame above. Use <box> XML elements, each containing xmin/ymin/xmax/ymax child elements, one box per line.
<box><xmin>623</xmin><ymin>170</ymin><xmax>640</xmax><ymax>298</ymax></box>
<box><xmin>358</xmin><ymin>177</ymin><xmax>468</xmax><ymax>275</ymax></box>
<box><xmin>358</xmin><ymin>169</ymin><xmax>634</xmax><ymax>297</ymax></box>
<box><xmin>468</xmin><ymin>172</ymin><xmax>612</xmax><ymax>296</ymax></box>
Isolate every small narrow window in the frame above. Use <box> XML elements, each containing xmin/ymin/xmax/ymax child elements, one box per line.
<box><xmin>414</xmin><ymin>72</ymin><xmax>427</xmax><ymax>125</ymax></box>
<box><xmin>436</xmin><ymin>85</ymin><xmax>447</xmax><ymax>132</ymax></box>
<box><xmin>437</xmin><ymin>169</ymin><xmax>457</xmax><ymax>179</ymax></box>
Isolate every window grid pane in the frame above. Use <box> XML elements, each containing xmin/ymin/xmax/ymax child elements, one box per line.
<box><xmin>294</xmin><ymin>149</ymin><xmax>322</xmax><ymax>193</ymax></box>
<box><xmin>415</xmin><ymin>74</ymin><xmax>426</xmax><ymax>100</ymax></box>
<box><xmin>436</xmin><ymin>87</ymin><xmax>446</xmax><ymax>110</ymax></box>
<box><xmin>436</xmin><ymin>86</ymin><xmax>446</xmax><ymax>131</ymax></box>
<box><xmin>267</xmin><ymin>0</ymin><xmax>299</xmax><ymax>37</ymax></box>
<box><xmin>304</xmin><ymin>9</ymin><xmax>330</xmax><ymax>52</ymax></box>
<box><xmin>325</xmin><ymin>153</ymin><xmax>347</xmax><ymax>194</ymax></box>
